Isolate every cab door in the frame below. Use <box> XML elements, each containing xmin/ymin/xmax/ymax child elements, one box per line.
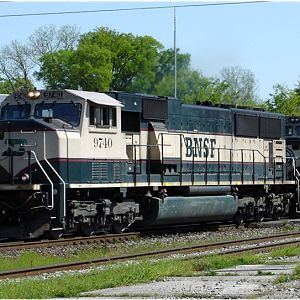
<box><xmin>126</xmin><ymin>134</ymin><xmax>141</xmax><ymax>174</ymax></box>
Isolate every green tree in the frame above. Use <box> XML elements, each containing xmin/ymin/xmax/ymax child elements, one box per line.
<box><xmin>35</xmin><ymin>45</ymin><xmax>113</xmax><ymax>91</ymax></box>
<box><xmin>79</xmin><ymin>27</ymin><xmax>162</xmax><ymax>91</ymax></box>
<box><xmin>153</xmin><ymin>48</ymin><xmax>190</xmax><ymax>92</ymax></box>
<box><xmin>34</xmin><ymin>26</ymin><xmax>261</xmax><ymax>107</ymax></box>
<box><xmin>152</xmin><ymin>49</ymin><xmax>229</xmax><ymax>104</ymax></box>
<box><xmin>35</xmin><ymin>50</ymin><xmax>76</xmax><ymax>89</ymax></box>
<box><xmin>266</xmin><ymin>83</ymin><xmax>300</xmax><ymax>115</ymax></box>
<box><xmin>72</xmin><ymin>43</ymin><xmax>112</xmax><ymax>91</ymax></box>
<box><xmin>36</xmin><ymin>27</ymin><xmax>163</xmax><ymax>92</ymax></box>
<box><xmin>0</xmin><ymin>78</ymin><xmax>33</xmax><ymax>94</ymax></box>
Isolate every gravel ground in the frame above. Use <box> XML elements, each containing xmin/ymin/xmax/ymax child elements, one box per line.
<box><xmin>82</xmin><ymin>275</ymin><xmax>300</xmax><ymax>299</ymax></box>
<box><xmin>82</xmin><ymin>260</ymin><xmax>300</xmax><ymax>299</ymax></box>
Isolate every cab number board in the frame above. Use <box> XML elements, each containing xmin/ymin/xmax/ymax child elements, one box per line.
<box><xmin>94</xmin><ymin>137</ymin><xmax>113</xmax><ymax>148</ymax></box>
<box><xmin>43</xmin><ymin>91</ymin><xmax>64</xmax><ymax>99</ymax></box>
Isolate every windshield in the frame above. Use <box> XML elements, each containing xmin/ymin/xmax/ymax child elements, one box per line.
<box><xmin>34</xmin><ymin>102</ymin><xmax>82</xmax><ymax>126</ymax></box>
<box><xmin>0</xmin><ymin>104</ymin><xmax>30</xmax><ymax>120</ymax></box>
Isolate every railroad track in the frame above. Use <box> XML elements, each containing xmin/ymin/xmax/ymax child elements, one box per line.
<box><xmin>1</xmin><ymin>218</ymin><xmax>298</xmax><ymax>252</ymax></box>
<box><xmin>0</xmin><ymin>232</ymin><xmax>139</xmax><ymax>252</ymax></box>
<box><xmin>1</xmin><ymin>231</ymin><xmax>300</xmax><ymax>279</ymax></box>
<box><xmin>0</xmin><ymin>222</ymin><xmax>240</xmax><ymax>252</ymax></box>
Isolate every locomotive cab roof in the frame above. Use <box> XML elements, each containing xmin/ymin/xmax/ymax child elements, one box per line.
<box><xmin>0</xmin><ymin>89</ymin><xmax>123</xmax><ymax>130</ymax></box>
<box><xmin>65</xmin><ymin>89</ymin><xmax>123</xmax><ymax>107</ymax></box>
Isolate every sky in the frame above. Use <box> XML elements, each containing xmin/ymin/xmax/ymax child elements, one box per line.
<box><xmin>0</xmin><ymin>0</ymin><xmax>300</xmax><ymax>101</ymax></box>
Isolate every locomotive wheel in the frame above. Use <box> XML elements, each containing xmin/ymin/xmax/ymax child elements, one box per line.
<box><xmin>234</xmin><ymin>212</ymin><xmax>244</xmax><ymax>226</ymax></box>
<box><xmin>80</xmin><ymin>223</ymin><xmax>95</xmax><ymax>237</ymax></box>
<box><xmin>112</xmin><ymin>222</ymin><xmax>126</xmax><ymax>234</ymax></box>
<box><xmin>254</xmin><ymin>211</ymin><xmax>264</xmax><ymax>222</ymax></box>
<box><xmin>272</xmin><ymin>210</ymin><xmax>282</xmax><ymax>221</ymax></box>
<box><xmin>47</xmin><ymin>229</ymin><xmax>63</xmax><ymax>240</ymax></box>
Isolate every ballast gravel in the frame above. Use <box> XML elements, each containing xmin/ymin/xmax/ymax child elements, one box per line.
<box><xmin>3</xmin><ymin>221</ymin><xmax>300</xmax><ymax>259</ymax></box>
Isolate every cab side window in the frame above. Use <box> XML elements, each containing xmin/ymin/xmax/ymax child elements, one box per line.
<box><xmin>89</xmin><ymin>105</ymin><xmax>116</xmax><ymax>127</ymax></box>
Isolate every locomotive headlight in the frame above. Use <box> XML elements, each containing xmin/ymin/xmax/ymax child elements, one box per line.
<box><xmin>34</xmin><ymin>90</ymin><xmax>41</xmax><ymax>98</ymax></box>
<box><xmin>28</xmin><ymin>88</ymin><xmax>41</xmax><ymax>99</ymax></box>
<box><xmin>28</xmin><ymin>91</ymin><xmax>34</xmax><ymax>98</ymax></box>
<box><xmin>21</xmin><ymin>173</ymin><xmax>30</xmax><ymax>182</ymax></box>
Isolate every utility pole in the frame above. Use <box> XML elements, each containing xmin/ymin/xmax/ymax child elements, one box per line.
<box><xmin>174</xmin><ymin>6</ymin><xmax>177</xmax><ymax>98</ymax></box>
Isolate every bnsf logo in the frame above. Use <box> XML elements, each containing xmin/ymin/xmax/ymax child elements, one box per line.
<box><xmin>184</xmin><ymin>137</ymin><xmax>216</xmax><ymax>158</ymax></box>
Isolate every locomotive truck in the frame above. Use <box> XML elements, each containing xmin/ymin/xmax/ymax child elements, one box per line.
<box><xmin>0</xmin><ymin>89</ymin><xmax>298</xmax><ymax>239</ymax></box>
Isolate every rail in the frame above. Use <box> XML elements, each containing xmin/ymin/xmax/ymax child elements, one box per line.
<box><xmin>0</xmin><ymin>232</ymin><xmax>139</xmax><ymax>252</ymax></box>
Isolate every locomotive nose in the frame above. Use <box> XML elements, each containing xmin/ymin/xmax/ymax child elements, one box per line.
<box><xmin>0</xmin><ymin>119</ymin><xmax>53</xmax><ymax>185</ymax></box>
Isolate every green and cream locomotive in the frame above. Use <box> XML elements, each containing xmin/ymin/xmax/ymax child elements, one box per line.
<box><xmin>0</xmin><ymin>89</ymin><xmax>297</xmax><ymax>239</ymax></box>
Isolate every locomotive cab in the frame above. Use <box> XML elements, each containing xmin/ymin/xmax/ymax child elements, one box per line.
<box><xmin>0</xmin><ymin>89</ymin><xmax>139</xmax><ymax>239</ymax></box>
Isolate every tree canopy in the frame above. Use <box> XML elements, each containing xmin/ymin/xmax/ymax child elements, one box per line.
<box><xmin>34</xmin><ymin>27</ymin><xmax>263</xmax><ymax>107</ymax></box>
<box><xmin>266</xmin><ymin>83</ymin><xmax>300</xmax><ymax>115</ymax></box>
<box><xmin>36</xmin><ymin>27</ymin><xmax>163</xmax><ymax>92</ymax></box>
<box><xmin>1</xmin><ymin>24</ymin><xmax>300</xmax><ymax>115</ymax></box>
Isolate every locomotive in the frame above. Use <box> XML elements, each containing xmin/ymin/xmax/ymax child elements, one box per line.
<box><xmin>0</xmin><ymin>88</ymin><xmax>298</xmax><ymax>239</ymax></box>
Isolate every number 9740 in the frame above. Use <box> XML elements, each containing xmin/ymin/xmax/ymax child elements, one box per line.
<box><xmin>93</xmin><ymin>137</ymin><xmax>113</xmax><ymax>148</ymax></box>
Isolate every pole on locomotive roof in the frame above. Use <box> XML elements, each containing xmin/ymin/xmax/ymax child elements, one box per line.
<box><xmin>174</xmin><ymin>6</ymin><xmax>177</xmax><ymax>98</ymax></box>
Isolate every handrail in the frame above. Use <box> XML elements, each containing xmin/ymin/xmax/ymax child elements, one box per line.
<box><xmin>187</xmin><ymin>147</ymin><xmax>290</xmax><ymax>184</ymax></box>
<box><xmin>44</xmin><ymin>131</ymin><xmax>66</xmax><ymax>219</ymax></box>
<box><xmin>293</xmin><ymin>158</ymin><xmax>300</xmax><ymax>213</ymax></box>
<box><xmin>29</xmin><ymin>150</ymin><xmax>53</xmax><ymax>210</ymax></box>
<box><xmin>127</xmin><ymin>135</ymin><xmax>293</xmax><ymax>186</ymax></box>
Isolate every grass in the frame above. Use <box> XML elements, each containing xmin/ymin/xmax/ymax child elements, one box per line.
<box><xmin>0</xmin><ymin>224</ymin><xmax>298</xmax><ymax>272</ymax></box>
<box><xmin>0</xmin><ymin>259</ymin><xmax>191</xmax><ymax>298</ymax></box>
<box><xmin>274</xmin><ymin>264</ymin><xmax>300</xmax><ymax>284</ymax></box>
<box><xmin>268</xmin><ymin>245</ymin><xmax>300</xmax><ymax>259</ymax></box>
<box><xmin>0</xmin><ymin>246</ymin><xmax>297</xmax><ymax>298</ymax></box>
<box><xmin>0</xmin><ymin>235</ymin><xmax>263</xmax><ymax>272</ymax></box>
<box><xmin>0</xmin><ymin>252</ymin><xmax>265</xmax><ymax>298</ymax></box>
<box><xmin>0</xmin><ymin>232</ymin><xmax>298</xmax><ymax>298</ymax></box>
<box><xmin>0</xmin><ymin>252</ymin><xmax>64</xmax><ymax>272</ymax></box>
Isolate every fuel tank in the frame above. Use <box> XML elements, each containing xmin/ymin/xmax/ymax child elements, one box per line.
<box><xmin>141</xmin><ymin>195</ymin><xmax>238</xmax><ymax>226</ymax></box>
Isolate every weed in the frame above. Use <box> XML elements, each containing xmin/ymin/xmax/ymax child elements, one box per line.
<box><xmin>257</xmin><ymin>270</ymin><xmax>274</xmax><ymax>276</ymax></box>
<box><xmin>274</xmin><ymin>263</ymin><xmax>300</xmax><ymax>285</ymax></box>
<box><xmin>281</xmin><ymin>223</ymin><xmax>295</xmax><ymax>232</ymax></box>
<box><xmin>204</xmin><ymin>270</ymin><xmax>217</xmax><ymax>276</ymax></box>
<box><xmin>194</xmin><ymin>253</ymin><xmax>264</xmax><ymax>272</ymax></box>
<box><xmin>291</xmin><ymin>264</ymin><xmax>300</xmax><ymax>279</ymax></box>
<box><xmin>274</xmin><ymin>273</ymin><xmax>290</xmax><ymax>284</ymax></box>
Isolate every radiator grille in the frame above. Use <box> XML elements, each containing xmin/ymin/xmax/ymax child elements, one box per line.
<box><xmin>114</xmin><ymin>163</ymin><xmax>121</xmax><ymax>182</ymax></box>
<box><xmin>91</xmin><ymin>162</ymin><xmax>108</xmax><ymax>181</ymax></box>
